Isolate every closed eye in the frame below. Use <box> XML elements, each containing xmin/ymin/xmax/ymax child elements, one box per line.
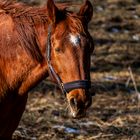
<box><xmin>55</xmin><ymin>47</ymin><xmax>61</xmax><ymax>52</ymax></box>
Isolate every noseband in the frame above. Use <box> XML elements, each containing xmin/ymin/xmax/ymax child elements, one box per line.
<box><xmin>46</xmin><ymin>25</ymin><xmax>91</xmax><ymax>95</ymax></box>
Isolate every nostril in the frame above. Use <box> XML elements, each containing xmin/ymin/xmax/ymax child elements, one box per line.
<box><xmin>70</xmin><ymin>98</ymin><xmax>77</xmax><ymax>109</ymax></box>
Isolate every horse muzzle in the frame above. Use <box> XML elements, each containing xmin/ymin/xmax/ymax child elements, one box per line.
<box><xmin>68</xmin><ymin>90</ymin><xmax>92</xmax><ymax>118</ymax></box>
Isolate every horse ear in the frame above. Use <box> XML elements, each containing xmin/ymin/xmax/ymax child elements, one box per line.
<box><xmin>47</xmin><ymin>0</ymin><xmax>58</xmax><ymax>24</ymax></box>
<box><xmin>78</xmin><ymin>0</ymin><xmax>93</xmax><ymax>24</ymax></box>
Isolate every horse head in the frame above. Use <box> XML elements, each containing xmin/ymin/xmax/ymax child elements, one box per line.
<box><xmin>46</xmin><ymin>0</ymin><xmax>94</xmax><ymax>118</ymax></box>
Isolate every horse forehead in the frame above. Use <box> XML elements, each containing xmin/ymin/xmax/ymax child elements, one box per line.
<box><xmin>69</xmin><ymin>34</ymin><xmax>81</xmax><ymax>46</ymax></box>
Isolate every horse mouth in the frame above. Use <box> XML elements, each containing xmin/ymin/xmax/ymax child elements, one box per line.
<box><xmin>72</xmin><ymin>109</ymin><xmax>86</xmax><ymax>118</ymax></box>
<box><xmin>69</xmin><ymin>107</ymin><xmax>86</xmax><ymax>118</ymax></box>
<box><xmin>67</xmin><ymin>95</ymin><xmax>92</xmax><ymax>118</ymax></box>
<box><xmin>68</xmin><ymin>99</ymin><xmax>86</xmax><ymax>118</ymax></box>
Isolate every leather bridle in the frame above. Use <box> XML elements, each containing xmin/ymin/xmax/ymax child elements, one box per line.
<box><xmin>46</xmin><ymin>25</ymin><xmax>91</xmax><ymax>95</ymax></box>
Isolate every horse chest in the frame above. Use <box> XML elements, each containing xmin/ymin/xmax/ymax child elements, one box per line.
<box><xmin>0</xmin><ymin>61</ymin><xmax>48</xmax><ymax>137</ymax></box>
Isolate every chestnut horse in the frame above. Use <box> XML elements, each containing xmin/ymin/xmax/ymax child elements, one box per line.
<box><xmin>0</xmin><ymin>0</ymin><xmax>94</xmax><ymax>139</ymax></box>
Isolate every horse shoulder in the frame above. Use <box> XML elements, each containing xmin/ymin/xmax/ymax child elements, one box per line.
<box><xmin>0</xmin><ymin>12</ymin><xmax>14</xmax><ymax>39</ymax></box>
<box><xmin>0</xmin><ymin>13</ymin><xmax>15</xmax><ymax>96</ymax></box>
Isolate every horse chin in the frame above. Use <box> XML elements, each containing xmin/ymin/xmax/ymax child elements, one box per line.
<box><xmin>70</xmin><ymin>110</ymin><xmax>86</xmax><ymax>119</ymax></box>
<box><xmin>69</xmin><ymin>106</ymin><xmax>86</xmax><ymax>119</ymax></box>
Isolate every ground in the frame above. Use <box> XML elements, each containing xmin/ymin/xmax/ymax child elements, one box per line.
<box><xmin>13</xmin><ymin>0</ymin><xmax>140</xmax><ymax>139</ymax></box>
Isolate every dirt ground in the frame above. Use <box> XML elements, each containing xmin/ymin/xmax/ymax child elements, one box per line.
<box><xmin>13</xmin><ymin>0</ymin><xmax>140</xmax><ymax>139</ymax></box>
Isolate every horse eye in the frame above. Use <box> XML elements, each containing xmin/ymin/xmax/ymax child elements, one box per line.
<box><xmin>55</xmin><ymin>47</ymin><xmax>61</xmax><ymax>52</ymax></box>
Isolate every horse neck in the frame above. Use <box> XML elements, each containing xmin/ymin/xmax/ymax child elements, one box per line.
<box><xmin>35</xmin><ymin>22</ymin><xmax>49</xmax><ymax>58</ymax></box>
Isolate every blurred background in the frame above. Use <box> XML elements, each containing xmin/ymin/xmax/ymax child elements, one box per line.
<box><xmin>14</xmin><ymin>0</ymin><xmax>140</xmax><ymax>139</ymax></box>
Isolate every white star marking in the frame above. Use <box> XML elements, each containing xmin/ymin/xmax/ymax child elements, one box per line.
<box><xmin>69</xmin><ymin>34</ymin><xmax>80</xmax><ymax>46</ymax></box>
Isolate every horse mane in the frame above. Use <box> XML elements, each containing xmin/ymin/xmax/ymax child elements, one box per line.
<box><xmin>0</xmin><ymin>0</ymin><xmax>48</xmax><ymax>62</ymax></box>
<box><xmin>0</xmin><ymin>0</ymin><xmax>84</xmax><ymax>62</ymax></box>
